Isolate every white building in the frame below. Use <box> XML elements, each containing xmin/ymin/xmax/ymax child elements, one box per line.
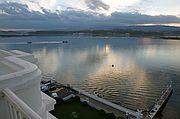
<box><xmin>0</xmin><ymin>50</ymin><xmax>57</xmax><ymax>119</ymax></box>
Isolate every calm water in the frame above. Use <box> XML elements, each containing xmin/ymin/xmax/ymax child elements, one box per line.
<box><xmin>0</xmin><ymin>36</ymin><xmax>180</xmax><ymax>119</ymax></box>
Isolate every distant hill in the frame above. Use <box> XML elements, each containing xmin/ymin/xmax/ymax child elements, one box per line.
<box><xmin>127</xmin><ymin>25</ymin><xmax>180</xmax><ymax>32</ymax></box>
<box><xmin>0</xmin><ymin>27</ymin><xmax>180</xmax><ymax>38</ymax></box>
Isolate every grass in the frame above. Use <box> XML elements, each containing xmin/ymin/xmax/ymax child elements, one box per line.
<box><xmin>50</xmin><ymin>98</ymin><xmax>121</xmax><ymax>119</ymax></box>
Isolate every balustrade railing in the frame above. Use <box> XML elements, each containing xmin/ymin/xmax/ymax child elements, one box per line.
<box><xmin>2</xmin><ymin>88</ymin><xmax>43</xmax><ymax>119</ymax></box>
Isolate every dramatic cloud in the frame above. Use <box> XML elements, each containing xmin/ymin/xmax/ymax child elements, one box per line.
<box><xmin>0</xmin><ymin>2</ymin><xmax>180</xmax><ymax>30</ymax></box>
<box><xmin>84</xmin><ymin>0</ymin><xmax>110</xmax><ymax>11</ymax></box>
<box><xmin>1</xmin><ymin>0</ymin><xmax>180</xmax><ymax>16</ymax></box>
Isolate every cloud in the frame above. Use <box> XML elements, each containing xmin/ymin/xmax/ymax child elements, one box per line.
<box><xmin>1</xmin><ymin>0</ymin><xmax>180</xmax><ymax>16</ymax></box>
<box><xmin>0</xmin><ymin>2</ymin><xmax>180</xmax><ymax>30</ymax></box>
<box><xmin>84</xmin><ymin>0</ymin><xmax>110</xmax><ymax>11</ymax></box>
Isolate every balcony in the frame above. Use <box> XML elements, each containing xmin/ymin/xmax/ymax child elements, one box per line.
<box><xmin>0</xmin><ymin>50</ymin><xmax>57</xmax><ymax>119</ymax></box>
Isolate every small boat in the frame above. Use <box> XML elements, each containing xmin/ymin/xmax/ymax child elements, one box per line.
<box><xmin>27</xmin><ymin>41</ymin><xmax>32</xmax><ymax>44</ymax></box>
<box><xmin>62</xmin><ymin>41</ymin><xmax>68</xmax><ymax>43</ymax></box>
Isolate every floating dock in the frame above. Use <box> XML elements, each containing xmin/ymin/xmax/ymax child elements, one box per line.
<box><xmin>144</xmin><ymin>84</ymin><xmax>173</xmax><ymax>119</ymax></box>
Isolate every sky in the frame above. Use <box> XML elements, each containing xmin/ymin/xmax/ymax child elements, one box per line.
<box><xmin>0</xmin><ymin>0</ymin><xmax>180</xmax><ymax>30</ymax></box>
<box><xmin>2</xmin><ymin>0</ymin><xmax>179</xmax><ymax>15</ymax></box>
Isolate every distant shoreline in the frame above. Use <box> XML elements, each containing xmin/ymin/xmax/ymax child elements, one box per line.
<box><xmin>0</xmin><ymin>30</ymin><xmax>180</xmax><ymax>40</ymax></box>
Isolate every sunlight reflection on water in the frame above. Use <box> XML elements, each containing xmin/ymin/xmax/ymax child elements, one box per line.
<box><xmin>0</xmin><ymin>36</ymin><xmax>180</xmax><ymax>119</ymax></box>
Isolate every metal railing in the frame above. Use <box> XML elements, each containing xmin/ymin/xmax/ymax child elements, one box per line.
<box><xmin>2</xmin><ymin>88</ymin><xmax>43</xmax><ymax>119</ymax></box>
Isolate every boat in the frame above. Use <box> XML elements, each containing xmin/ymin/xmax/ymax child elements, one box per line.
<box><xmin>27</xmin><ymin>41</ymin><xmax>32</xmax><ymax>44</ymax></box>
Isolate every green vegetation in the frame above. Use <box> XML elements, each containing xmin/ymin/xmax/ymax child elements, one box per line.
<box><xmin>51</xmin><ymin>101</ymin><xmax>106</xmax><ymax>119</ymax></box>
<box><xmin>50</xmin><ymin>97</ymin><xmax>124</xmax><ymax>119</ymax></box>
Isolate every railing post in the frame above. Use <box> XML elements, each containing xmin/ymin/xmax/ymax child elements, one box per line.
<box><xmin>11</xmin><ymin>105</ymin><xmax>16</xmax><ymax>119</ymax></box>
<box><xmin>7</xmin><ymin>101</ymin><xmax>14</xmax><ymax>119</ymax></box>
<box><xmin>17</xmin><ymin>111</ymin><xmax>23</xmax><ymax>119</ymax></box>
<box><xmin>13</xmin><ymin>107</ymin><xmax>18</xmax><ymax>119</ymax></box>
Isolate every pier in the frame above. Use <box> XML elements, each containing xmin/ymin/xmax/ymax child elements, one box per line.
<box><xmin>74</xmin><ymin>88</ymin><xmax>143</xmax><ymax>119</ymax></box>
<box><xmin>144</xmin><ymin>84</ymin><xmax>173</xmax><ymax>119</ymax></box>
<box><xmin>74</xmin><ymin>85</ymin><xmax>173</xmax><ymax>119</ymax></box>
<box><xmin>41</xmin><ymin>78</ymin><xmax>173</xmax><ymax>119</ymax></box>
